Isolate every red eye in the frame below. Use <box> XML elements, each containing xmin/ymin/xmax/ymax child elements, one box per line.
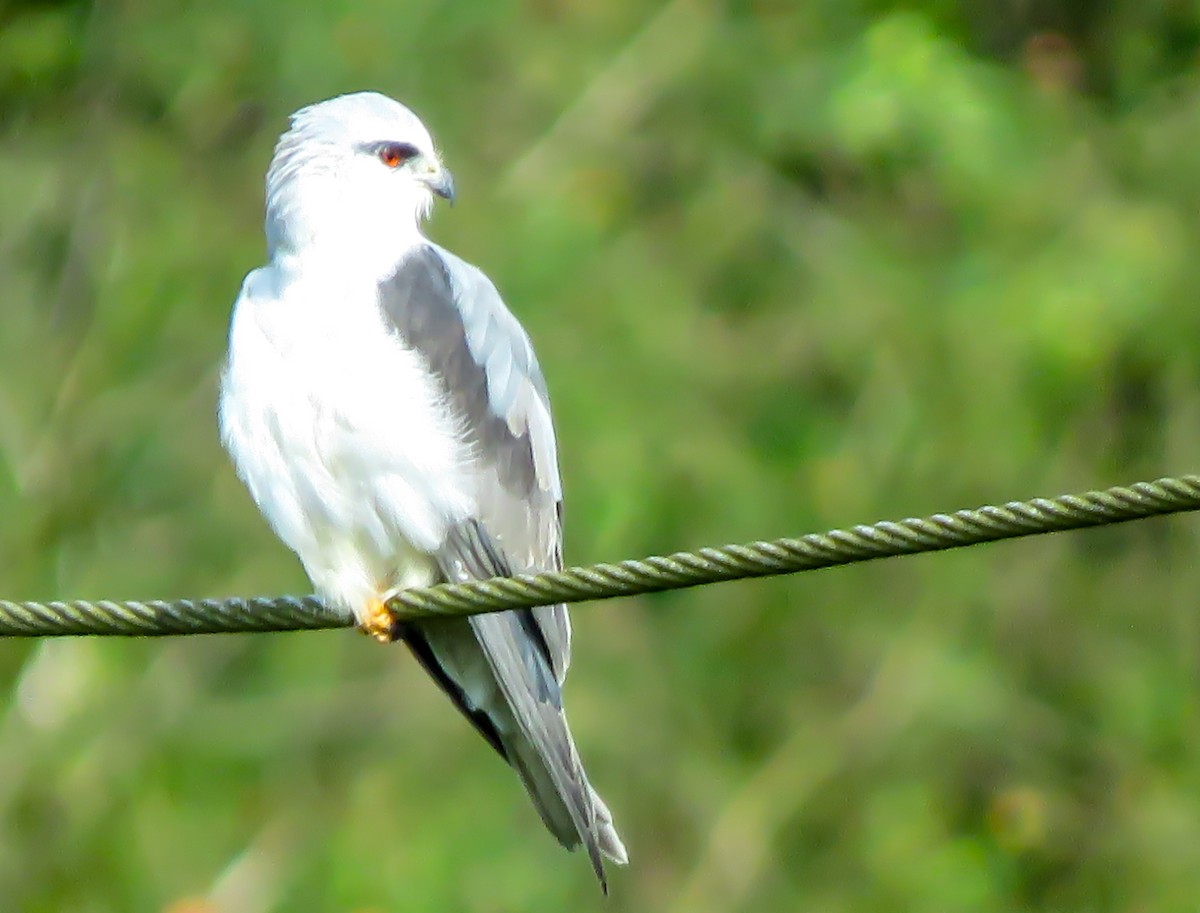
<box><xmin>378</xmin><ymin>142</ymin><xmax>419</xmax><ymax>168</ymax></box>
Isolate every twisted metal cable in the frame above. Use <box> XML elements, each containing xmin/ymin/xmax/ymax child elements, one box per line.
<box><xmin>2</xmin><ymin>475</ymin><xmax>1198</xmax><ymax>638</ymax></box>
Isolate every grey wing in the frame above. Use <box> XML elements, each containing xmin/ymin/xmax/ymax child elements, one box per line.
<box><xmin>379</xmin><ymin>244</ymin><xmax>622</xmax><ymax>882</ymax></box>
<box><xmin>378</xmin><ymin>243</ymin><xmax>571</xmax><ymax>679</ymax></box>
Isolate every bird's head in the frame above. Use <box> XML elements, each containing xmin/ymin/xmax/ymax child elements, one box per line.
<box><xmin>264</xmin><ymin>92</ymin><xmax>455</xmax><ymax>270</ymax></box>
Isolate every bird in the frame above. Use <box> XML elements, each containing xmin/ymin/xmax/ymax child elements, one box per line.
<box><xmin>218</xmin><ymin>91</ymin><xmax>626</xmax><ymax>887</ymax></box>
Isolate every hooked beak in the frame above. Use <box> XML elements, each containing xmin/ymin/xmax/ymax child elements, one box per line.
<box><xmin>421</xmin><ymin>162</ymin><xmax>456</xmax><ymax>204</ymax></box>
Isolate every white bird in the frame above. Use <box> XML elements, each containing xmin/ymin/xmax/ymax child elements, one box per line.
<box><xmin>218</xmin><ymin>91</ymin><xmax>626</xmax><ymax>887</ymax></box>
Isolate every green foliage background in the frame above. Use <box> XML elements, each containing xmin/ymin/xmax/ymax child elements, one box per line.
<box><xmin>3</xmin><ymin>1</ymin><xmax>1200</xmax><ymax>910</ymax></box>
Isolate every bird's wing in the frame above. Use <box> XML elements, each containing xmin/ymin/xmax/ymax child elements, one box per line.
<box><xmin>377</xmin><ymin>244</ymin><xmax>617</xmax><ymax>881</ymax></box>
<box><xmin>378</xmin><ymin>243</ymin><xmax>571</xmax><ymax>678</ymax></box>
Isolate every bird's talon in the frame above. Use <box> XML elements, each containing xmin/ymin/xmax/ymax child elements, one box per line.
<box><xmin>360</xmin><ymin>595</ymin><xmax>399</xmax><ymax>643</ymax></box>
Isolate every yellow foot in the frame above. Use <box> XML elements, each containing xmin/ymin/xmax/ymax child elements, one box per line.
<box><xmin>359</xmin><ymin>595</ymin><xmax>399</xmax><ymax>644</ymax></box>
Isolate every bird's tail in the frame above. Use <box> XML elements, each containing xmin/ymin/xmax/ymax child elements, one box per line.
<box><xmin>454</xmin><ymin>604</ymin><xmax>627</xmax><ymax>891</ymax></box>
<box><xmin>504</xmin><ymin>718</ymin><xmax>628</xmax><ymax>887</ymax></box>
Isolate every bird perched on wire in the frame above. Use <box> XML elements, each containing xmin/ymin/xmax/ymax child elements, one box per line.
<box><xmin>218</xmin><ymin>91</ymin><xmax>626</xmax><ymax>888</ymax></box>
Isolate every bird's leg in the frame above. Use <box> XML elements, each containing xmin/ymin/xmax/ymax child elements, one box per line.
<box><xmin>360</xmin><ymin>594</ymin><xmax>400</xmax><ymax>643</ymax></box>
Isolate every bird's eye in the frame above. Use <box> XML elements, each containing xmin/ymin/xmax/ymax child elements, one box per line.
<box><xmin>377</xmin><ymin>142</ymin><xmax>419</xmax><ymax>168</ymax></box>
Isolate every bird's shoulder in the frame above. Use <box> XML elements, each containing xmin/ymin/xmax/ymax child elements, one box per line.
<box><xmin>379</xmin><ymin>243</ymin><xmax>560</xmax><ymax>493</ymax></box>
<box><xmin>384</xmin><ymin>244</ymin><xmax>549</xmax><ymax>398</ymax></box>
<box><xmin>239</xmin><ymin>264</ymin><xmax>279</xmax><ymax>302</ymax></box>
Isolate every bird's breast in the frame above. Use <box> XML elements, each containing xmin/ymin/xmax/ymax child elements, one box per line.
<box><xmin>220</xmin><ymin>267</ymin><xmax>475</xmax><ymax>607</ymax></box>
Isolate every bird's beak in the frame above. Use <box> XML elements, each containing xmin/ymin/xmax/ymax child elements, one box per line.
<box><xmin>422</xmin><ymin>162</ymin><xmax>456</xmax><ymax>204</ymax></box>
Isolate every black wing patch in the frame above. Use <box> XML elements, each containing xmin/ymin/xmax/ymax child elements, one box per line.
<box><xmin>378</xmin><ymin>245</ymin><xmax>539</xmax><ymax>494</ymax></box>
<box><xmin>438</xmin><ymin>519</ymin><xmax>562</xmax><ymax>709</ymax></box>
<box><xmin>397</xmin><ymin>621</ymin><xmax>508</xmax><ymax>760</ymax></box>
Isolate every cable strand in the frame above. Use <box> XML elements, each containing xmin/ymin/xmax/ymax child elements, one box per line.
<box><xmin>1</xmin><ymin>474</ymin><xmax>1197</xmax><ymax>637</ymax></box>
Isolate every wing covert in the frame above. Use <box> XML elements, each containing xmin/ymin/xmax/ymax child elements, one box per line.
<box><xmin>377</xmin><ymin>244</ymin><xmax>572</xmax><ymax>682</ymax></box>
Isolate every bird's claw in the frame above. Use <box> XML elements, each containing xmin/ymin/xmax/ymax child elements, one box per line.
<box><xmin>360</xmin><ymin>595</ymin><xmax>400</xmax><ymax>643</ymax></box>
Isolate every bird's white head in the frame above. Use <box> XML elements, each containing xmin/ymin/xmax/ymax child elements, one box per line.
<box><xmin>264</xmin><ymin>92</ymin><xmax>455</xmax><ymax>273</ymax></box>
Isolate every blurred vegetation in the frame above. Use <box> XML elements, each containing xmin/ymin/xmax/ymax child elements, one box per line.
<box><xmin>3</xmin><ymin>0</ymin><xmax>1200</xmax><ymax>910</ymax></box>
